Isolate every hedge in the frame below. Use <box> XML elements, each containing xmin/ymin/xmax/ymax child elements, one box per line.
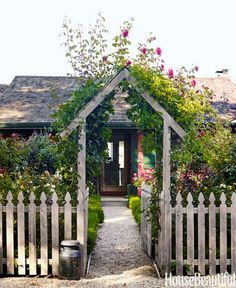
<box><xmin>87</xmin><ymin>194</ymin><xmax>104</xmax><ymax>254</ymax></box>
<box><xmin>129</xmin><ymin>196</ymin><xmax>141</xmax><ymax>228</ymax></box>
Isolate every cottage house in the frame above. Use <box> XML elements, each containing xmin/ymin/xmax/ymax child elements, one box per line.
<box><xmin>0</xmin><ymin>73</ymin><xmax>235</xmax><ymax>196</ymax></box>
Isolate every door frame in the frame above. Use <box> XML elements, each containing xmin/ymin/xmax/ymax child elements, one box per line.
<box><xmin>100</xmin><ymin>130</ymin><xmax>131</xmax><ymax>195</ymax></box>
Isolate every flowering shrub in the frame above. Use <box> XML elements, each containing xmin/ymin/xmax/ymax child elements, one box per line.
<box><xmin>60</xmin><ymin>14</ymin><xmax>236</xmax><ymax>204</ymax></box>
<box><xmin>132</xmin><ymin>169</ymin><xmax>155</xmax><ymax>196</ymax></box>
<box><xmin>0</xmin><ymin>132</ymin><xmax>77</xmax><ymax>203</ymax></box>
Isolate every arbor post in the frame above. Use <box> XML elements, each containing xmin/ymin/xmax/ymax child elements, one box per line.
<box><xmin>162</xmin><ymin>120</ymin><xmax>172</xmax><ymax>272</ymax></box>
<box><xmin>77</xmin><ymin>120</ymin><xmax>88</xmax><ymax>277</ymax></box>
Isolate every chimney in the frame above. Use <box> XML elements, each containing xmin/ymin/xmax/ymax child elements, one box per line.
<box><xmin>215</xmin><ymin>69</ymin><xmax>229</xmax><ymax>77</ymax></box>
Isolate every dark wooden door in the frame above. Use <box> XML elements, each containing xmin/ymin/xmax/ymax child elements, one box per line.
<box><xmin>101</xmin><ymin>133</ymin><xmax>131</xmax><ymax>195</ymax></box>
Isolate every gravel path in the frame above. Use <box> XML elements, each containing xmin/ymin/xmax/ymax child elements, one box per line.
<box><xmin>0</xmin><ymin>206</ymin><xmax>164</xmax><ymax>288</ymax></box>
<box><xmin>86</xmin><ymin>206</ymin><xmax>161</xmax><ymax>286</ymax></box>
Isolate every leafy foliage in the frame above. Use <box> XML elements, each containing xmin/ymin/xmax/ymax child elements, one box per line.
<box><xmin>52</xmin><ymin>79</ymin><xmax>114</xmax><ymax>193</ymax></box>
<box><xmin>129</xmin><ymin>196</ymin><xmax>141</xmax><ymax>227</ymax></box>
<box><xmin>173</xmin><ymin>123</ymin><xmax>236</xmax><ymax>201</ymax></box>
<box><xmin>59</xmin><ymin>14</ymin><xmax>220</xmax><ymax>200</ymax></box>
<box><xmin>0</xmin><ymin>133</ymin><xmax>62</xmax><ymax>203</ymax></box>
<box><xmin>88</xmin><ymin>194</ymin><xmax>104</xmax><ymax>254</ymax></box>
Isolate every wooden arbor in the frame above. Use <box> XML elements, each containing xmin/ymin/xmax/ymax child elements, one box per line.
<box><xmin>60</xmin><ymin>67</ymin><xmax>186</xmax><ymax>276</ymax></box>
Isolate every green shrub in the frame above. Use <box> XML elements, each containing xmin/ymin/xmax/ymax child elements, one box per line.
<box><xmin>87</xmin><ymin>194</ymin><xmax>104</xmax><ymax>254</ymax></box>
<box><xmin>129</xmin><ymin>196</ymin><xmax>141</xmax><ymax>227</ymax></box>
<box><xmin>88</xmin><ymin>194</ymin><xmax>105</xmax><ymax>223</ymax></box>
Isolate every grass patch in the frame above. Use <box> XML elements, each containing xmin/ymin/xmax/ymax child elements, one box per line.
<box><xmin>129</xmin><ymin>196</ymin><xmax>141</xmax><ymax>228</ymax></box>
<box><xmin>88</xmin><ymin>194</ymin><xmax>104</xmax><ymax>254</ymax></box>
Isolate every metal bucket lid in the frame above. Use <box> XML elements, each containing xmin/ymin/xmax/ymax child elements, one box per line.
<box><xmin>61</xmin><ymin>240</ymin><xmax>80</xmax><ymax>248</ymax></box>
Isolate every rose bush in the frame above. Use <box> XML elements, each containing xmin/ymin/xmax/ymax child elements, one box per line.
<box><xmin>132</xmin><ymin>169</ymin><xmax>155</xmax><ymax>196</ymax></box>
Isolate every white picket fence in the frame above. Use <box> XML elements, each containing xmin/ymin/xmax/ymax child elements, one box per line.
<box><xmin>140</xmin><ymin>183</ymin><xmax>152</xmax><ymax>257</ymax></box>
<box><xmin>0</xmin><ymin>191</ymin><xmax>85</xmax><ymax>276</ymax></box>
<box><xmin>140</xmin><ymin>184</ymin><xmax>236</xmax><ymax>275</ymax></box>
<box><xmin>155</xmin><ymin>193</ymin><xmax>236</xmax><ymax>275</ymax></box>
<box><xmin>168</xmin><ymin>192</ymin><xmax>236</xmax><ymax>275</ymax></box>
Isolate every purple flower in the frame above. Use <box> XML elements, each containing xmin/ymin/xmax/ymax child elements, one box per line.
<box><xmin>126</xmin><ymin>60</ymin><xmax>132</xmax><ymax>66</ymax></box>
<box><xmin>194</xmin><ymin>65</ymin><xmax>199</xmax><ymax>72</ymax></box>
<box><xmin>168</xmin><ymin>69</ymin><xmax>174</xmax><ymax>78</ymax></box>
<box><xmin>122</xmin><ymin>29</ymin><xmax>129</xmax><ymax>37</ymax></box>
<box><xmin>156</xmin><ymin>47</ymin><xmax>162</xmax><ymax>56</ymax></box>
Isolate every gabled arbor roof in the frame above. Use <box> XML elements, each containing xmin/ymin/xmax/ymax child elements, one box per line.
<box><xmin>60</xmin><ymin>67</ymin><xmax>186</xmax><ymax>139</ymax></box>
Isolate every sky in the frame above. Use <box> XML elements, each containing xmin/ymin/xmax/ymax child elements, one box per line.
<box><xmin>1</xmin><ymin>0</ymin><xmax>236</xmax><ymax>84</ymax></box>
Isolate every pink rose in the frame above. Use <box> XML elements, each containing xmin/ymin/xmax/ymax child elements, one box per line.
<box><xmin>122</xmin><ymin>29</ymin><xmax>129</xmax><ymax>37</ymax></box>
<box><xmin>191</xmin><ymin>79</ymin><xmax>196</xmax><ymax>87</ymax></box>
<box><xmin>141</xmin><ymin>47</ymin><xmax>147</xmax><ymax>54</ymax></box>
<box><xmin>137</xmin><ymin>188</ymin><xmax>141</xmax><ymax>197</ymax></box>
<box><xmin>156</xmin><ymin>47</ymin><xmax>162</xmax><ymax>56</ymax></box>
<box><xmin>197</xmin><ymin>130</ymin><xmax>205</xmax><ymax>138</ymax></box>
<box><xmin>168</xmin><ymin>69</ymin><xmax>174</xmax><ymax>78</ymax></box>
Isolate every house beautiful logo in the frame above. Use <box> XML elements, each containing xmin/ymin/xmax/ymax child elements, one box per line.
<box><xmin>165</xmin><ymin>272</ymin><xmax>236</xmax><ymax>287</ymax></box>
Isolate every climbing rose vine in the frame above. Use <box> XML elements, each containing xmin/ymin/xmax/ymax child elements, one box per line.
<box><xmin>60</xmin><ymin>13</ymin><xmax>235</xmax><ymax>202</ymax></box>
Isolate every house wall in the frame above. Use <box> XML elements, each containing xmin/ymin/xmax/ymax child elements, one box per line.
<box><xmin>137</xmin><ymin>133</ymin><xmax>155</xmax><ymax>175</ymax></box>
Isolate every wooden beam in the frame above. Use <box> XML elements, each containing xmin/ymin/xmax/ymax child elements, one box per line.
<box><xmin>60</xmin><ymin>67</ymin><xmax>186</xmax><ymax>140</ymax></box>
<box><xmin>60</xmin><ymin>118</ymin><xmax>83</xmax><ymax>138</ymax></box>
<box><xmin>76</xmin><ymin>122</ymin><xmax>88</xmax><ymax>277</ymax></box>
<box><xmin>79</xmin><ymin>68</ymin><xmax>127</xmax><ymax>118</ymax></box>
<box><xmin>60</xmin><ymin>68</ymin><xmax>128</xmax><ymax>137</ymax></box>
<box><xmin>126</xmin><ymin>75</ymin><xmax>186</xmax><ymax>139</ymax></box>
<box><xmin>163</xmin><ymin>121</ymin><xmax>172</xmax><ymax>272</ymax></box>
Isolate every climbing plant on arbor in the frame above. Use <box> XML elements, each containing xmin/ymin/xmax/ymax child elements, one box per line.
<box><xmin>56</xmin><ymin>13</ymin><xmax>236</xmax><ymax>199</ymax></box>
<box><xmin>0</xmin><ymin>14</ymin><xmax>235</xmax><ymax>201</ymax></box>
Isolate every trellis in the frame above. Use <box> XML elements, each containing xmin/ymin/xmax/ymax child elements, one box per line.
<box><xmin>60</xmin><ymin>67</ymin><xmax>186</xmax><ymax>276</ymax></box>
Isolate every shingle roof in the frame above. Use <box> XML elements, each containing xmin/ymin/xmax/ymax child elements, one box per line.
<box><xmin>196</xmin><ymin>77</ymin><xmax>236</xmax><ymax>120</ymax></box>
<box><xmin>0</xmin><ymin>75</ymin><xmax>235</xmax><ymax>127</ymax></box>
<box><xmin>0</xmin><ymin>84</ymin><xmax>8</xmax><ymax>93</ymax></box>
<box><xmin>0</xmin><ymin>76</ymin><xmax>79</xmax><ymax>123</ymax></box>
<box><xmin>0</xmin><ymin>76</ymin><xmax>132</xmax><ymax>126</ymax></box>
